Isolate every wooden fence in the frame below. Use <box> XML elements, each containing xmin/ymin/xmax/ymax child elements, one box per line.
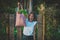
<box><xmin>7</xmin><ymin>13</ymin><xmax>44</xmax><ymax>40</ymax></box>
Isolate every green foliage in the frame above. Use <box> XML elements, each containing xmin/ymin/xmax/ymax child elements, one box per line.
<box><xmin>45</xmin><ymin>5</ymin><xmax>60</xmax><ymax>40</ymax></box>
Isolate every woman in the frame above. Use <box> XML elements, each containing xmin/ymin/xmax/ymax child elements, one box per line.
<box><xmin>22</xmin><ymin>12</ymin><xmax>37</xmax><ymax>40</ymax></box>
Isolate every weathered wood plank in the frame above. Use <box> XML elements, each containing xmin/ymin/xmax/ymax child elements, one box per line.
<box><xmin>37</xmin><ymin>14</ymin><xmax>43</xmax><ymax>40</ymax></box>
<box><xmin>9</xmin><ymin>14</ymin><xmax>14</xmax><ymax>40</ymax></box>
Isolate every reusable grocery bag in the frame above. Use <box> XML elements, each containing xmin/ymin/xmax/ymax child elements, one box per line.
<box><xmin>15</xmin><ymin>12</ymin><xmax>26</xmax><ymax>27</ymax></box>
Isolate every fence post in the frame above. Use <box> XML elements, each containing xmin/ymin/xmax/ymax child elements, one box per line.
<box><xmin>9</xmin><ymin>14</ymin><xmax>14</xmax><ymax>40</ymax></box>
<box><xmin>37</xmin><ymin>14</ymin><xmax>43</xmax><ymax>40</ymax></box>
<box><xmin>40</xmin><ymin>3</ymin><xmax>45</xmax><ymax>40</ymax></box>
<box><xmin>37</xmin><ymin>3</ymin><xmax>45</xmax><ymax>40</ymax></box>
<box><xmin>5</xmin><ymin>13</ymin><xmax>9</xmax><ymax>40</ymax></box>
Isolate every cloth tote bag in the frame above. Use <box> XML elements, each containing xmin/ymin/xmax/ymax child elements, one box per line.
<box><xmin>15</xmin><ymin>12</ymin><xmax>26</xmax><ymax>27</ymax></box>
